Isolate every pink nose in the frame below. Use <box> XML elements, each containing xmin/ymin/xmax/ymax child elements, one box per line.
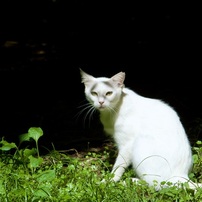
<box><xmin>99</xmin><ymin>101</ymin><xmax>104</xmax><ymax>105</ymax></box>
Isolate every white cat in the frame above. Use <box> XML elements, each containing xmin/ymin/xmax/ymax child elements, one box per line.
<box><xmin>80</xmin><ymin>68</ymin><xmax>201</xmax><ymax>190</ymax></box>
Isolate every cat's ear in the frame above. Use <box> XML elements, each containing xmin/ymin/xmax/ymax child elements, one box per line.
<box><xmin>80</xmin><ymin>68</ymin><xmax>95</xmax><ymax>86</ymax></box>
<box><xmin>111</xmin><ymin>72</ymin><xmax>125</xmax><ymax>87</ymax></box>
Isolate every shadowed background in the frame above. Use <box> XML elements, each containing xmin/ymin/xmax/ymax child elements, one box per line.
<box><xmin>0</xmin><ymin>1</ymin><xmax>201</xmax><ymax>152</ymax></box>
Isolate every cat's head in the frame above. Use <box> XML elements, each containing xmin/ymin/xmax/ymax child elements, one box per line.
<box><xmin>80</xmin><ymin>69</ymin><xmax>125</xmax><ymax>111</ymax></box>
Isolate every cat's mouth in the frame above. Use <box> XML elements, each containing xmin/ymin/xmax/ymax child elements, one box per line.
<box><xmin>98</xmin><ymin>105</ymin><xmax>106</xmax><ymax>110</ymax></box>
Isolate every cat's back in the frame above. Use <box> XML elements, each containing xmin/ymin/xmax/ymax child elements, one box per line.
<box><xmin>121</xmin><ymin>87</ymin><xmax>180</xmax><ymax>121</ymax></box>
<box><xmin>122</xmin><ymin>87</ymin><xmax>165</xmax><ymax>109</ymax></box>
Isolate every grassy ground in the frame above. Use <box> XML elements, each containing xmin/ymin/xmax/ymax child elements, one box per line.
<box><xmin>0</xmin><ymin>127</ymin><xmax>202</xmax><ymax>201</ymax></box>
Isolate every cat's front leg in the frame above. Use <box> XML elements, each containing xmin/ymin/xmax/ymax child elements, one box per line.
<box><xmin>111</xmin><ymin>149</ymin><xmax>132</xmax><ymax>182</ymax></box>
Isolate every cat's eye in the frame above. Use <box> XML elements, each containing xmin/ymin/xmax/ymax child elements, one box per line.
<box><xmin>106</xmin><ymin>91</ymin><xmax>113</xmax><ymax>96</ymax></box>
<box><xmin>91</xmin><ymin>91</ymin><xmax>97</xmax><ymax>96</ymax></box>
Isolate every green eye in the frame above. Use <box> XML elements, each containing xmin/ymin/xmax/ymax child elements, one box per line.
<box><xmin>91</xmin><ymin>91</ymin><xmax>97</xmax><ymax>96</ymax></box>
<box><xmin>106</xmin><ymin>91</ymin><xmax>113</xmax><ymax>96</ymax></box>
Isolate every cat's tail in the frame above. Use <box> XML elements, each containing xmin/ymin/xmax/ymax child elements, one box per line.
<box><xmin>186</xmin><ymin>180</ymin><xmax>202</xmax><ymax>190</ymax></box>
<box><xmin>168</xmin><ymin>176</ymin><xmax>202</xmax><ymax>191</ymax></box>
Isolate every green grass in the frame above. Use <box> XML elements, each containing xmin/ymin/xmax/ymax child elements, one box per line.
<box><xmin>0</xmin><ymin>127</ymin><xmax>202</xmax><ymax>201</ymax></box>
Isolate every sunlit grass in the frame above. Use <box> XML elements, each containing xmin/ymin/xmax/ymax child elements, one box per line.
<box><xmin>0</xmin><ymin>127</ymin><xmax>202</xmax><ymax>201</ymax></box>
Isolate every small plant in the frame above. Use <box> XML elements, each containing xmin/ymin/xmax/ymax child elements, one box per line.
<box><xmin>19</xmin><ymin>126</ymin><xmax>43</xmax><ymax>157</ymax></box>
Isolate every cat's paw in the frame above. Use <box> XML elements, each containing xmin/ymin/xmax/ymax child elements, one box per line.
<box><xmin>100</xmin><ymin>177</ymin><xmax>118</xmax><ymax>184</ymax></box>
<box><xmin>131</xmin><ymin>177</ymin><xmax>140</xmax><ymax>183</ymax></box>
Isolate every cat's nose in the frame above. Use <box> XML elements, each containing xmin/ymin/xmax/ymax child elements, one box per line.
<box><xmin>99</xmin><ymin>101</ymin><xmax>104</xmax><ymax>105</ymax></box>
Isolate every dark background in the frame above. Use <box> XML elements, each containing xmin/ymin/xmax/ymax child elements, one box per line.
<box><xmin>0</xmin><ymin>1</ymin><xmax>201</xmax><ymax>152</ymax></box>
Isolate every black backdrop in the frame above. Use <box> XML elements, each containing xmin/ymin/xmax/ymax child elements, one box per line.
<box><xmin>0</xmin><ymin>1</ymin><xmax>201</xmax><ymax>151</ymax></box>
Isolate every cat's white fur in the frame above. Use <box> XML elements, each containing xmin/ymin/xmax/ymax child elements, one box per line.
<box><xmin>80</xmin><ymin>68</ymin><xmax>201</xmax><ymax>190</ymax></box>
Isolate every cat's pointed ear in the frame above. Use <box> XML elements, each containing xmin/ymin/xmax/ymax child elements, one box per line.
<box><xmin>80</xmin><ymin>68</ymin><xmax>95</xmax><ymax>86</ymax></box>
<box><xmin>111</xmin><ymin>72</ymin><xmax>125</xmax><ymax>87</ymax></box>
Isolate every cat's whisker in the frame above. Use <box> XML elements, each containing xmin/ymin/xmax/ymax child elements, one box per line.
<box><xmin>83</xmin><ymin>105</ymin><xmax>96</xmax><ymax>127</ymax></box>
<box><xmin>75</xmin><ymin>101</ymin><xmax>97</xmax><ymax>128</ymax></box>
<box><xmin>107</xmin><ymin>106</ymin><xmax>123</xmax><ymax>122</ymax></box>
<box><xmin>74</xmin><ymin>104</ymin><xmax>89</xmax><ymax>120</ymax></box>
<box><xmin>107</xmin><ymin>106</ymin><xmax>117</xmax><ymax>120</ymax></box>
<box><xmin>77</xmin><ymin>101</ymin><xmax>91</xmax><ymax>108</ymax></box>
<box><xmin>111</xmin><ymin>106</ymin><xmax>126</xmax><ymax>123</ymax></box>
<box><xmin>74</xmin><ymin>100</ymin><xmax>89</xmax><ymax>118</ymax></box>
<box><xmin>74</xmin><ymin>102</ymin><xmax>93</xmax><ymax>120</ymax></box>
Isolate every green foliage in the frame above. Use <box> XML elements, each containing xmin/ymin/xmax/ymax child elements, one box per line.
<box><xmin>190</xmin><ymin>140</ymin><xmax>202</xmax><ymax>182</ymax></box>
<box><xmin>0</xmin><ymin>138</ymin><xmax>17</xmax><ymax>151</ymax></box>
<box><xmin>0</xmin><ymin>126</ymin><xmax>202</xmax><ymax>201</ymax></box>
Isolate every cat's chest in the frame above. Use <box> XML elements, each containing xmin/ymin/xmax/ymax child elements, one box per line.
<box><xmin>100</xmin><ymin>113</ymin><xmax>117</xmax><ymax>135</ymax></box>
<box><xmin>100</xmin><ymin>112</ymin><xmax>126</xmax><ymax>137</ymax></box>
<box><xmin>101</xmin><ymin>119</ymin><xmax>115</xmax><ymax>135</ymax></box>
